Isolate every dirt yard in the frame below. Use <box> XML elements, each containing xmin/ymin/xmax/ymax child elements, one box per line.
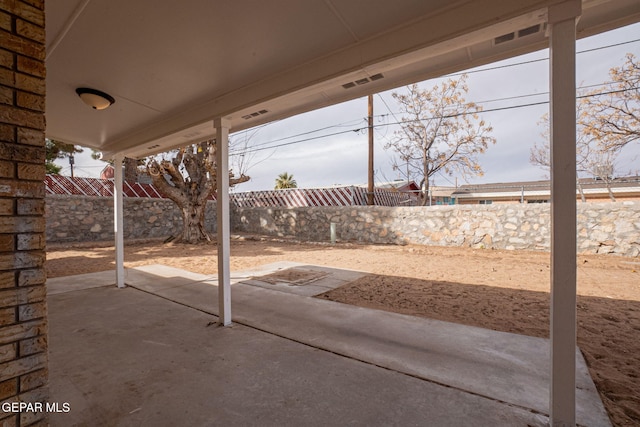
<box><xmin>46</xmin><ymin>236</ymin><xmax>640</xmax><ymax>426</ymax></box>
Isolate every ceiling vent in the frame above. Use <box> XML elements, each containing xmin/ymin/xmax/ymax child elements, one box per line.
<box><xmin>494</xmin><ymin>24</ymin><xmax>543</xmax><ymax>45</ymax></box>
<box><xmin>147</xmin><ymin>144</ymin><xmax>160</xmax><ymax>150</ymax></box>
<box><xmin>342</xmin><ymin>73</ymin><xmax>384</xmax><ymax>89</ymax></box>
<box><xmin>241</xmin><ymin>109</ymin><xmax>269</xmax><ymax>120</ymax></box>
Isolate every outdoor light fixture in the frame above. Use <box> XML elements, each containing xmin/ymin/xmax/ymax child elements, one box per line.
<box><xmin>75</xmin><ymin>87</ymin><xmax>115</xmax><ymax>110</ymax></box>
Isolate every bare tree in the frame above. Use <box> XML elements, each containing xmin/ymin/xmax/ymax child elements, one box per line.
<box><xmin>386</xmin><ymin>75</ymin><xmax>495</xmax><ymax>205</ymax></box>
<box><xmin>530</xmin><ymin>107</ymin><xmax>620</xmax><ymax>202</ymax></box>
<box><xmin>147</xmin><ymin>140</ymin><xmax>249</xmax><ymax>244</ymax></box>
<box><xmin>581</xmin><ymin>53</ymin><xmax>639</xmax><ymax>150</ymax></box>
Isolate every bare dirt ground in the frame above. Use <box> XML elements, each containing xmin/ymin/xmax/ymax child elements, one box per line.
<box><xmin>46</xmin><ymin>236</ymin><xmax>640</xmax><ymax>426</ymax></box>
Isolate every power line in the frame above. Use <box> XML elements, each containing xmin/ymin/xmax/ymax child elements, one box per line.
<box><xmin>445</xmin><ymin>37</ymin><xmax>640</xmax><ymax>77</ymax></box>
<box><xmin>237</xmin><ymin>85</ymin><xmax>637</xmax><ymax>155</ymax></box>
<box><xmin>233</xmin><ymin>37</ymin><xmax>639</xmax><ymax>156</ymax></box>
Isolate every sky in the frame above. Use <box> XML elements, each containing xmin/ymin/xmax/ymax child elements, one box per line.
<box><xmin>59</xmin><ymin>22</ymin><xmax>640</xmax><ymax>192</ymax></box>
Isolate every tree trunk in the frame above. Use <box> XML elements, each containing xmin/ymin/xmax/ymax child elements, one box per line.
<box><xmin>605</xmin><ymin>182</ymin><xmax>616</xmax><ymax>202</ymax></box>
<box><xmin>124</xmin><ymin>157</ymin><xmax>139</xmax><ymax>183</ymax></box>
<box><xmin>180</xmin><ymin>200</ymin><xmax>212</xmax><ymax>244</ymax></box>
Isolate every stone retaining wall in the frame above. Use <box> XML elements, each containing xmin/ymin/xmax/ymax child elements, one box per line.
<box><xmin>45</xmin><ymin>195</ymin><xmax>216</xmax><ymax>243</ymax></box>
<box><xmin>45</xmin><ymin>195</ymin><xmax>640</xmax><ymax>257</ymax></box>
<box><xmin>232</xmin><ymin>202</ymin><xmax>640</xmax><ymax>257</ymax></box>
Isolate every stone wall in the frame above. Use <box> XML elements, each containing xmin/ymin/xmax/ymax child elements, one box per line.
<box><xmin>45</xmin><ymin>195</ymin><xmax>640</xmax><ymax>257</ymax></box>
<box><xmin>232</xmin><ymin>202</ymin><xmax>640</xmax><ymax>257</ymax></box>
<box><xmin>0</xmin><ymin>1</ymin><xmax>49</xmax><ymax>425</ymax></box>
<box><xmin>46</xmin><ymin>195</ymin><xmax>216</xmax><ymax>243</ymax></box>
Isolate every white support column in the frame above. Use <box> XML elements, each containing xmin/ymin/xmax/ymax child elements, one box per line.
<box><xmin>215</xmin><ymin>118</ymin><xmax>232</xmax><ymax>326</ymax></box>
<box><xmin>548</xmin><ymin>1</ymin><xmax>580</xmax><ymax>426</ymax></box>
<box><xmin>113</xmin><ymin>154</ymin><xmax>126</xmax><ymax>288</ymax></box>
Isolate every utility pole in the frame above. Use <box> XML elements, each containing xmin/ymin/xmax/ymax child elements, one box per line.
<box><xmin>367</xmin><ymin>94</ymin><xmax>374</xmax><ymax>205</ymax></box>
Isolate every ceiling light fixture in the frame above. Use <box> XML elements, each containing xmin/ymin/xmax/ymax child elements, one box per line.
<box><xmin>75</xmin><ymin>87</ymin><xmax>115</xmax><ymax>110</ymax></box>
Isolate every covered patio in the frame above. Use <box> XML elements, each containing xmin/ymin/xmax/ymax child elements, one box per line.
<box><xmin>46</xmin><ymin>264</ymin><xmax>610</xmax><ymax>426</ymax></box>
<box><xmin>43</xmin><ymin>1</ymin><xmax>640</xmax><ymax>425</ymax></box>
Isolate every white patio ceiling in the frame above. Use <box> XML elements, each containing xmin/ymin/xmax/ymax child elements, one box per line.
<box><xmin>45</xmin><ymin>0</ymin><xmax>640</xmax><ymax>160</ymax></box>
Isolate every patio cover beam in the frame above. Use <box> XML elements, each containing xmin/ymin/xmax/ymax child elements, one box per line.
<box><xmin>548</xmin><ymin>1</ymin><xmax>580</xmax><ymax>425</ymax></box>
<box><xmin>215</xmin><ymin>118</ymin><xmax>232</xmax><ymax>326</ymax></box>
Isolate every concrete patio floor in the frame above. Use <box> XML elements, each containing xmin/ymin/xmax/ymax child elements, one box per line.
<box><xmin>46</xmin><ymin>264</ymin><xmax>611</xmax><ymax>426</ymax></box>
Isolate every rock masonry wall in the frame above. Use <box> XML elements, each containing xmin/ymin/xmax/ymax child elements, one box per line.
<box><xmin>232</xmin><ymin>202</ymin><xmax>640</xmax><ymax>257</ymax></box>
<box><xmin>45</xmin><ymin>195</ymin><xmax>216</xmax><ymax>243</ymax></box>
<box><xmin>45</xmin><ymin>195</ymin><xmax>640</xmax><ymax>257</ymax></box>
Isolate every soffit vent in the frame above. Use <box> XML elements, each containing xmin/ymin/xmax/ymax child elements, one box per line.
<box><xmin>242</xmin><ymin>109</ymin><xmax>269</xmax><ymax>120</ymax></box>
<box><xmin>494</xmin><ymin>24</ymin><xmax>543</xmax><ymax>45</ymax></box>
<box><xmin>342</xmin><ymin>73</ymin><xmax>384</xmax><ymax>89</ymax></box>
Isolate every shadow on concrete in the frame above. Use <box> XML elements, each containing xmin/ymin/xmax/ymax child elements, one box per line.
<box><xmin>45</xmin><ymin>264</ymin><xmax>614</xmax><ymax>426</ymax></box>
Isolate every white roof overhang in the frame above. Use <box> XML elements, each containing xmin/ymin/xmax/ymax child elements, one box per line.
<box><xmin>45</xmin><ymin>0</ymin><xmax>640</xmax><ymax>159</ymax></box>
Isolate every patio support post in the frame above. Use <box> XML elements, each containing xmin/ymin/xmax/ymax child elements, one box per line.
<box><xmin>114</xmin><ymin>154</ymin><xmax>126</xmax><ymax>288</ymax></box>
<box><xmin>215</xmin><ymin>118</ymin><xmax>232</xmax><ymax>326</ymax></box>
<box><xmin>548</xmin><ymin>1</ymin><xmax>581</xmax><ymax>426</ymax></box>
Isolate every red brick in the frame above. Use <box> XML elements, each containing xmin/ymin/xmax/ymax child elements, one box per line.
<box><xmin>0</xmin><ymin>11</ymin><xmax>11</xmax><ymax>32</ymax></box>
<box><xmin>17</xmin><ymin>162</ymin><xmax>44</xmax><ymax>180</ymax></box>
<box><xmin>15</xmin><ymin>73</ymin><xmax>44</xmax><ymax>96</ymax></box>
<box><xmin>16</xmin><ymin>91</ymin><xmax>44</xmax><ymax>112</ymax></box>
<box><xmin>19</xmin><ymin>368</ymin><xmax>46</xmax><ymax>392</ymax></box>
<box><xmin>0</xmin><ymin>31</ymin><xmax>44</xmax><ymax>61</ymax></box>
<box><xmin>0</xmin><ymin>216</ymin><xmax>45</xmax><ymax>233</ymax></box>
<box><xmin>0</xmin><ymin>342</ymin><xmax>15</xmax><ymax>362</ymax></box>
<box><xmin>0</xmin><ymin>251</ymin><xmax>45</xmax><ymax>272</ymax></box>
<box><xmin>0</xmin><ymin>86</ymin><xmax>11</xmax><ymax>106</ymax></box>
<box><xmin>0</xmin><ymin>307</ymin><xmax>14</xmax><ymax>325</ymax></box>
<box><xmin>17</xmin><ymin>301</ymin><xmax>45</xmax><ymax>321</ymax></box>
<box><xmin>0</xmin><ymin>378</ymin><xmax>17</xmax><ymax>401</ymax></box>
<box><xmin>0</xmin><ymin>199</ymin><xmax>12</xmax><ymax>214</ymax></box>
<box><xmin>0</xmin><ymin>48</ymin><xmax>12</xmax><ymax>69</ymax></box>
<box><xmin>0</xmin><ymin>1</ymin><xmax>44</xmax><ymax>27</ymax></box>
<box><xmin>16</xmin><ymin>269</ymin><xmax>43</xmax><ymax>287</ymax></box>
<box><xmin>0</xmin><ymin>353</ymin><xmax>45</xmax><ymax>380</ymax></box>
<box><xmin>16</xmin><ymin>127</ymin><xmax>41</xmax><ymax>146</ymax></box>
<box><xmin>16</xmin><ymin>199</ymin><xmax>43</xmax><ymax>215</ymax></box>
<box><xmin>21</xmin><ymin>0</ymin><xmax>44</xmax><ymax>10</ymax></box>
<box><xmin>16</xmin><ymin>234</ymin><xmax>44</xmax><ymax>251</ymax></box>
<box><xmin>16</xmin><ymin>19</ymin><xmax>44</xmax><ymax>44</ymax></box>
<box><xmin>16</xmin><ymin>56</ymin><xmax>44</xmax><ymax>78</ymax></box>
<box><xmin>0</xmin><ymin>235</ymin><xmax>14</xmax><ymax>251</ymax></box>
<box><xmin>0</xmin><ymin>272</ymin><xmax>14</xmax><ymax>290</ymax></box>
<box><xmin>0</xmin><ymin>319</ymin><xmax>44</xmax><ymax>345</ymax></box>
<box><xmin>0</xmin><ymin>124</ymin><xmax>14</xmax><ymax>143</ymax></box>
<box><xmin>0</xmin><ymin>68</ymin><xmax>13</xmax><ymax>87</ymax></box>
<box><xmin>18</xmin><ymin>386</ymin><xmax>48</xmax><ymax>426</ymax></box>
<box><xmin>0</xmin><ymin>105</ymin><xmax>45</xmax><ymax>130</ymax></box>
<box><xmin>0</xmin><ymin>180</ymin><xmax>44</xmax><ymax>198</ymax></box>
<box><xmin>0</xmin><ymin>285</ymin><xmax>45</xmax><ymax>308</ymax></box>
<box><xmin>18</xmin><ymin>334</ymin><xmax>45</xmax><ymax>356</ymax></box>
<box><xmin>0</xmin><ymin>143</ymin><xmax>43</xmax><ymax>163</ymax></box>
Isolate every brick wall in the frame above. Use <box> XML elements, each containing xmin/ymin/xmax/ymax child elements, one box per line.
<box><xmin>0</xmin><ymin>1</ymin><xmax>49</xmax><ymax>426</ymax></box>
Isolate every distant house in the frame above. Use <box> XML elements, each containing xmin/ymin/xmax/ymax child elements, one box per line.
<box><xmin>452</xmin><ymin>176</ymin><xmax>640</xmax><ymax>204</ymax></box>
<box><xmin>374</xmin><ymin>180</ymin><xmax>421</xmax><ymax>205</ymax></box>
<box><xmin>372</xmin><ymin>181</ymin><xmax>457</xmax><ymax>206</ymax></box>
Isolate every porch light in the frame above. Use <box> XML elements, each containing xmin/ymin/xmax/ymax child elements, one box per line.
<box><xmin>75</xmin><ymin>87</ymin><xmax>115</xmax><ymax>110</ymax></box>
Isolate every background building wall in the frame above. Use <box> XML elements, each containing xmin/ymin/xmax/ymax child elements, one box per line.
<box><xmin>0</xmin><ymin>1</ymin><xmax>49</xmax><ymax>425</ymax></box>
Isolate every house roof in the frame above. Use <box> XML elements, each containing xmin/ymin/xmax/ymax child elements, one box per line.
<box><xmin>452</xmin><ymin>176</ymin><xmax>640</xmax><ymax>198</ymax></box>
<box><xmin>45</xmin><ymin>1</ymin><xmax>640</xmax><ymax>160</ymax></box>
